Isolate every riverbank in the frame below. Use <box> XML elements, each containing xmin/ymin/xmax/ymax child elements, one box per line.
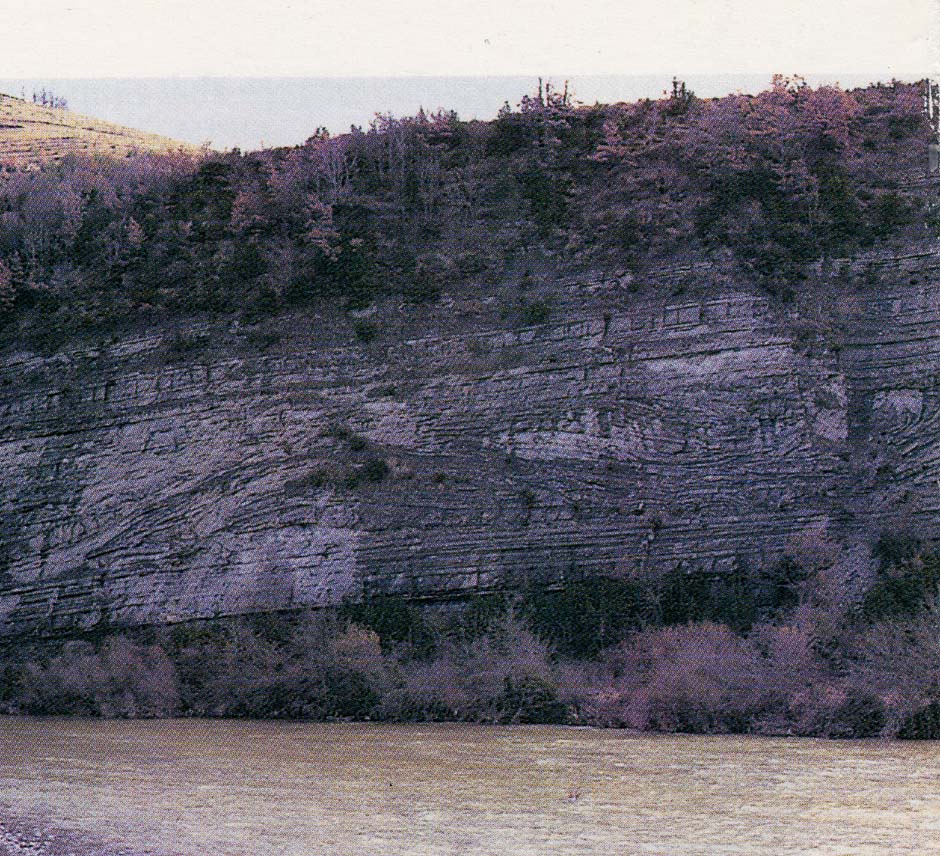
<box><xmin>4</xmin><ymin>593</ymin><xmax>940</xmax><ymax>740</ymax></box>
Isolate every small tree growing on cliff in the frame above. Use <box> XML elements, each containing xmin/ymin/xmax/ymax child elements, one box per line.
<box><xmin>666</xmin><ymin>77</ymin><xmax>696</xmax><ymax>114</ymax></box>
<box><xmin>32</xmin><ymin>88</ymin><xmax>68</xmax><ymax>110</ymax></box>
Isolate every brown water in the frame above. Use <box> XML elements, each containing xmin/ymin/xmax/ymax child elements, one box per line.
<box><xmin>0</xmin><ymin>718</ymin><xmax>938</xmax><ymax>855</ymax></box>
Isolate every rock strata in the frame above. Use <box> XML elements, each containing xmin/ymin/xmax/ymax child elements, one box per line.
<box><xmin>2</xmin><ymin>250</ymin><xmax>940</xmax><ymax>636</ymax></box>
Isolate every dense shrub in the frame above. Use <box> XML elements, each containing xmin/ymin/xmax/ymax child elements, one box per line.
<box><xmin>165</xmin><ymin>614</ymin><xmax>394</xmax><ymax>718</ymax></box>
<box><xmin>352</xmin><ymin>319</ymin><xmax>377</xmax><ymax>342</ymax></box>
<box><xmin>228</xmin><ymin>669</ymin><xmax>380</xmax><ymax>720</ymax></box>
<box><xmin>898</xmin><ymin>702</ymin><xmax>940</xmax><ymax>740</ymax></box>
<box><xmin>494</xmin><ymin>675</ymin><xmax>569</xmax><ymax>724</ymax></box>
<box><xmin>601</xmin><ymin>622</ymin><xmax>769</xmax><ymax>733</ymax></box>
<box><xmin>517</xmin><ymin>168</ymin><xmax>570</xmax><ymax>234</ymax></box>
<box><xmin>13</xmin><ymin>638</ymin><xmax>179</xmax><ymax>717</ymax></box>
<box><xmin>361</xmin><ymin>457</ymin><xmax>390</xmax><ymax>482</ymax></box>
<box><xmin>825</xmin><ymin>692</ymin><xmax>887</xmax><ymax>739</ymax></box>
<box><xmin>845</xmin><ymin>604</ymin><xmax>940</xmax><ymax>735</ymax></box>
<box><xmin>392</xmin><ymin>613</ymin><xmax>565</xmax><ymax>722</ymax></box>
<box><xmin>165</xmin><ymin>330</ymin><xmax>209</xmax><ymax>361</ymax></box>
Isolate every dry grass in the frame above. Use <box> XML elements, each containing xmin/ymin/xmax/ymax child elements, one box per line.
<box><xmin>0</xmin><ymin>94</ymin><xmax>197</xmax><ymax>167</ymax></box>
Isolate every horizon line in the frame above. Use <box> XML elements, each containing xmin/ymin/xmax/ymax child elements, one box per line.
<box><xmin>0</xmin><ymin>71</ymin><xmax>923</xmax><ymax>81</ymax></box>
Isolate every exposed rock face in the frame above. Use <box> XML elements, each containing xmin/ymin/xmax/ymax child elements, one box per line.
<box><xmin>2</xmin><ymin>247</ymin><xmax>940</xmax><ymax>637</ymax></box>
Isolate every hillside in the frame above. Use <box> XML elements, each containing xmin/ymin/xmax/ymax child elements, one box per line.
<box><xmin>0</xmin><ymin>77</ymin><xmax>933</xmax><ymax>349</ymax></box>
<box><xmin>1</xmin><ymin>78</ymin><xmax>940</xmax><ymax>736</ymax></box>
<box><xmin>0</xmin><ymin>93</ymin><xmax>196</xmax><ymax>166</ymax></box>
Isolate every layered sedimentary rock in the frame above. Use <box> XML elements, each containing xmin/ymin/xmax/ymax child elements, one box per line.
<box><xmin>2</xmin><ymin>246</ymin><xmax>940</xmax><ymax>637</ymax></box>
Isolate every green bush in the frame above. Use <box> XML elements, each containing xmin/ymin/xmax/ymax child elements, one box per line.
<box><xmin>520</xmin><ymin>577</ymin><xmax>648</xmax><ymax>658</ymax></box>
<box><xmin>0</xmin><ymin>663</ymin><xmax>20</xmax><ymax>704</ymax></box>
<box><xmin>340</xmin><ymin>596</ymin><xmax>433</xmax><ymax>654</ymax></box>
<box><xmin>897</xmin><ymin>702</ymin><xmax>940</xmax><ymax>739</ymax></box>
<box><xmin>861</xmin><ymin>552</ymin><xmax>940</xmax><ymax>621</ymax></box>
<box><xmin>517</xmin><ymin>168</ymin><xmax>571</xmax><ymax>234</ymax></box>
<box><xmin>494</xmin><ymin>675</ymin><xmax>569</xmax><ymax>724</ymax></box>
<box><xmin>165</xmin><ymin>331</ymin><xmax>209</xmax><ymax>361</ymax></box>
<box><xmin>230</xmin><ymin>669</ymin><xmax>379</xmax><ymax>720</ymax></box>
<box><xmin>242</xmin><ymin>328</ymin><xmax>282</xmax><ymax>349</ymax></box>
<box><xmin>656</xmin><ymin>566</ymin><xmax>757</xmax><ymax>630</ymax></box>
<box><xmin>519</xmin><ymin>298</ymin><xmax>553</xmax><ymax>326</ymax></box>
<box><xmin>458</xmin><ymin>593</ymin><xmax>509</xmax><ymax>640</ymax></box>
<box><xmin>655</xmin><ymin>559</ymin><xmax>807</xmax><ymax>632</ymax></box>
<box><xmin>348</xmin><ymin>433</ymin><xmax>368</xmax><ymax>452</ymax></box>
<box><xmin>284</xmin><ymin>469</ymin><xmax>329</xmax><ymax>496</ymax></box>
<box><xmin>826</xmin><ymin>692</ymin><xmax>887</xmax><ymax>738</ymax></box>
<box><xmin>361</xmin><ymin>457</ymin><xmax>389</xmax><ymax>482</ymax></box>
<box><xmin>352</xmin><ymin>319</ymin><xmax>378</xmax><ymax>342</ymax></box>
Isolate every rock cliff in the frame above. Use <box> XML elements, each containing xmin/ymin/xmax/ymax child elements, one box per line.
<box><xmin>2</xmin><ymin>244</ymin><xmax>940</xmax><ymax>638</ymax></box>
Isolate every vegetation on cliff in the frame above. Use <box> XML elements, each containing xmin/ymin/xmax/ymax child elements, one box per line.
<box><xmin>0</xmin><ymin>76</ymin><xmax>933</xmax><ymax>349</ymax></box>
<box><xmin>3</xmin><ymin>536</ymin><xmax>940</xmax><ymax>738</ymax></box>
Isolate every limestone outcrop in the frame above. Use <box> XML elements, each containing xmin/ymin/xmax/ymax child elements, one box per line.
<box><xmin>2</xmin><ymin>246</ymin><xmax>940</xmax><ymax>637</ymax></box>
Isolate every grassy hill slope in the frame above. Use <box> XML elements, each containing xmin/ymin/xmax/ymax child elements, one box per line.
<box><xmin>0</xmin><ymin>94</ymin><xmax>196</xmax><ymax>166</ymax></box>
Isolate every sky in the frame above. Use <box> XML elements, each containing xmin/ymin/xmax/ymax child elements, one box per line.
<box><xmin>3</xmin><ymin>0</ymin><xmax>937</xmax><ymax>79</ymax></box>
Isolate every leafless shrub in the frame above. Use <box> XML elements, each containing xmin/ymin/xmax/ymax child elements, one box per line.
<box><xmin>576</xmin><ymin>620</ymin><xmax>863</xmax><ymax>735</ymax></box>
<box><xmin>611</xmin><ymin>623</ymin><xmax>771</xmax><ymax>732</ymax></box>
<box><xmin>16</xmin><ymin>637</ymin><xmax>178</xmax><ymax>717</ymax></box>
<box><xmin>846</xmin><ymin>601</ymin><xmax>940</xmax><ymax>735</ymax></box>
<box><xmin>2</xmin><ymin>577</ymin><xmax>936</xmax><ymax>737</ymax></box>
<box><xmin>391</xmin><ymin>613</ymin><xmax>560</xmax><ymax>721</ymax></box>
